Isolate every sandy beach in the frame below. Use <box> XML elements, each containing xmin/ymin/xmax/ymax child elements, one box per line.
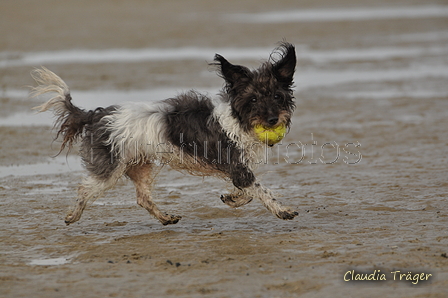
<box><xmin>1</xmin><ymin>0</ymin><xmax>448</xmax><ymax>297</ymax></box>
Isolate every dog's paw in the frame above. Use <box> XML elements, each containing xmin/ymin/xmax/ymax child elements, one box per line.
<box><xmin>65</xmin><ymin>212</ymin><xmax>80</xmax><ymax>225</ymax></box>
<box><xmin>220</xmin><ymin>194</ymin><xmax>238</xmax><ymax>207</ymax></box>
<box><xmin>220</xmin><ymin>194</ymin><xmax>253</xmax><ymax>208</ymax></box>
<box><xmin>160</xmin><ymin>214</ymin><xmax>182</xmax><ymax>226</ymax></box>
<box><xmin>277</xmin><ymin>209</ymin><xmax>299</xmax><ymax>220</ymax></box>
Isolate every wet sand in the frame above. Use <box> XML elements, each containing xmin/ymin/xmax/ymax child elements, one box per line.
<box><xmin>1</xmin><ymin>0</ymin><xmax>448</xmax><ymax>297</ymax></box>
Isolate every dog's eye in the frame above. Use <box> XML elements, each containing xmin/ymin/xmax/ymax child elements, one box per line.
<box><xmin>251</xmin><ymin>97</ymin><xmax>257</xmax><ymax>103</ymax></box>
<box><xmin>274</xmin><ymin>93</ymin><xmax>283</xmax><ymax>100</ymax></box>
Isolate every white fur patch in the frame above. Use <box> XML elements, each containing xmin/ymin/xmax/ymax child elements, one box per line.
<box><xmin>103</xmin><ymin>101</ymin><xmax>171</xmax><ymax>164</ymax></box>
<box><xmin>211</xmin><ymin>95</ymin><xmax>265</xmax><ymax>170</ymax></box>
<box><xmin>30</xmin><ymin>67</ymin><xmax>71</xmax><ymax>117</ymax></box>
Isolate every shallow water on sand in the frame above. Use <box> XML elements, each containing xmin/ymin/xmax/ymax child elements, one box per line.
<box><xmin>2</xmin><ymin>43</ymin><xmax>447</xmax><ymax>126</ymax></box>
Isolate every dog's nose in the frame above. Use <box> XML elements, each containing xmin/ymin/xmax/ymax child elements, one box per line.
<box><xmin>267</xmin><ymin>117</ymin><xmax>279</xmax><ymax>126</ymax></box>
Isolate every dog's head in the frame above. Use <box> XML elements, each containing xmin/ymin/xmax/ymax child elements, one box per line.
<box><xmin>214</xmin><ymin>42</ymin><xmax>296</xmax><ymax>133</ymax></box>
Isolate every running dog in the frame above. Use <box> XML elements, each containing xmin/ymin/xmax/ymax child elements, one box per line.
<box><xmin>31</xmin><ymin>42</ymin><xmax>298</xmax><ymax>225</ymax></box>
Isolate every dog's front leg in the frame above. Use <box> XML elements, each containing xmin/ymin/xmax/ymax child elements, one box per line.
<box><xmin>227</xmin><ymin>164</ymin><xmax>298</xmax><ymax>220</ymax></box>
<box><xmin>245</xmin><ymin>182</ymin><xmax>298</xmax><ymax>220</ymax></box>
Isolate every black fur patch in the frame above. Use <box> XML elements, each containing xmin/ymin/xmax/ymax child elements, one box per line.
<box><xmin>79</xmin><ymin>105</ymin><xmax>120</xmax><ymax>180</ymax></box>
<box><xmin>163</xmin><ymin>91</ymin><xmax>255</xmax><ymax>189</ymax></box>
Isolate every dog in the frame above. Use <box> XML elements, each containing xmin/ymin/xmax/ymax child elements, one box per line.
<box><xmin>30</xmin><ymin>42</ymin><xmax>298</xmax><ymax>226</ymax></box>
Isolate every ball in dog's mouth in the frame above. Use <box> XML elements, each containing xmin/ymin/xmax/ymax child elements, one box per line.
<box><xmin>253</xmin><ymin>124</ymin><xmax>286</xmax><ymax>146</ymax></box>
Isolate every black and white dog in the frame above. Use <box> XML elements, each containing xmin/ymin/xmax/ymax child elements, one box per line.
<box><xmin>31</xmin><ymin>42</ymin><xmax>298</xmax><ymax>226</ymax></box>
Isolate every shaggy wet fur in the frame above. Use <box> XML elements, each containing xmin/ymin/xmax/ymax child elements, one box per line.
<box><xmin>31</xmin><ymin>42</ymin><xmax>298</xmax><ymax>226</ymax></box>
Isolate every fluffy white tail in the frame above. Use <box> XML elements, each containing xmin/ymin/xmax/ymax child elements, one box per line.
<box><xmin>30</xmin><ymin>67</ymin><xmax>72</xmax><ymax>114</ymax></box>
<box><xmin>30</xmin><ymin>67</ymin><xmax>89</xmax><ymax>152</ymax></box>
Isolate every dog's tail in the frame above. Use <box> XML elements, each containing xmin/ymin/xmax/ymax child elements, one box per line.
<box><xmin>30</xmin><ymin>67</ymin><xmax>93</xmax><ymax>153</ymax></box>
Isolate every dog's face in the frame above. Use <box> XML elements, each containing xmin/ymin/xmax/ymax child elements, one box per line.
<box><xmin>214</xmin><ymin>42</ymin><xmax>296</xmax><ymax>133</ymax></box>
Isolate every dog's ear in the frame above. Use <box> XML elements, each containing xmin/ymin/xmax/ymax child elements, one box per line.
<box><xmin>213</xmin><ymin>54</ymin><xmax>251</xmax><ymax>87</ymax></box>
<box><xmin>272</xmin><ymin>43</ymin><xmax>296</xmax><ymax>86</ymax></box>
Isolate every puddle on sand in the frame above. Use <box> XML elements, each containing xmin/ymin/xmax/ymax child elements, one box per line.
<box><xmin>226</xmin><ymin>5</ymin><xmax>448</xmax><ymax>23</ymax></box>
<box><xmin>1</xmin><ymin>44</ymin><xmax>447</xmax><ymax>68</ymax></box>
<box><xmin>0</xmin><ymin>155</ymin><xmax>82</xmax><ymax>178</ymax></box>
<box><xmin>305</xmin><ymin>46</ymin><xmax>448</xmax><ymax>63</ymax></box>
<box><xmin>0</xmin><ymin>47</ymin><xmax>279</xmax><ymax>68</ymax></box>
<box><xmin>29</xmin><ymin>257</ymin><xmax>71</xmax><ymax>266</ymax></box>
<box><xmin>327</xmin><ymin>89</ymin><xmax>448</xmax><ymax>100</ymax></box>
<box><xmin>295</xmin><ymin>65</ymin><xmax>448</xmax><ymax>91</ymax></box>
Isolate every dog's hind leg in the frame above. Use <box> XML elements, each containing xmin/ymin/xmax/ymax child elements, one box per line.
<box><xmin>126</xmin><ymin>163</ymin><xmax>182</xmax><ymax>225</ymax></box>
<box><xmin>65</xmin><ymin>172</ymin><xmax>121</xmax><ymax>225</ymax></box>
<box><xmin>64</xmin><ymin>179</ymin><xmax>95</xmax><ymax>225</ymax></box>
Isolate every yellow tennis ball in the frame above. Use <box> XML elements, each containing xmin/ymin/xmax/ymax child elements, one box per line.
<box><xmin>254</xmin><ymin>124</ymin><xmax>287</xmax><ymax>145</ymax></box>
